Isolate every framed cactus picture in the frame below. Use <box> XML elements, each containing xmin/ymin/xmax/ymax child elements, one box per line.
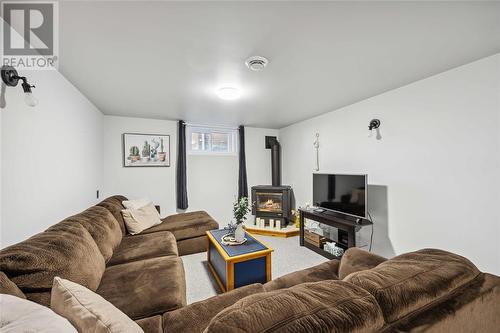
<box><xmin>123</xmin><ymin>133</ymin><xmax>170</xmax><ymax>167</ymax></box>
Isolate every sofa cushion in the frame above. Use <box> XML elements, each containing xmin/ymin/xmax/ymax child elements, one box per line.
<box><xmin>344</xmin><ymin>248</ymin><xmax>481</xmax><ymax>324</ymax></box>
<box><xmin>163</xmin><ymin>283</ymin><xmax>265</xmax><ymax>333</ymax></box>
<box><xmin>176</xmin><ymin>235</ymin><xmax>209</xmax><ymax>256</ymax></box>
<box><xmin>139</xmin><ymin>211</ymin><xmax>218</xmax><ymax>240</ymax></box>
<box><xmin>338</xmin><ymin>247</ymin><xmax>387</xmax><ymax>279</ymax></box>
<box><xmin>0</xmin><ymin>271</ymin><xmax>26</xmax><ymax>299</ymax></box>
<box><xmin>388</xmin><ymin>273</ymin><xmax>500</xmax><ymax>333</ymax></box>
<box><xmin>96</xmin><ymin>195</ymin><xmax>128</xmax><ymax>235</ymax></box>
<box><xmin>108</xmin><ymin>231</ymin><xmax>178</xmax><ymax>266</ymax></box>
<box><xmin>53</xmin><ymin>206</ymin><xmax>122</xmax><ymax>262</ymax></box>
<box><xmin>205</xmin><ymin>280</ymin><xmax>384</xmax><ymax>333</ymax></box>
<box><xmin>0</xmin><ymin>223</ymin><xmax>105</xmax><ymax>306</ymax></box>
<box><xmin>96</xmin><ymin>256</ymin><xmax>186</xmax><ymax>320</ymax></box>
<box><xmin>264</xmin><ymin>259</ymin><xmax>339</xmax><ymax>291</ymax></box>
<box><xmin>136</xmin><ymin>315</ymin><xmax>162</xmax><ymax>333</ymax></box>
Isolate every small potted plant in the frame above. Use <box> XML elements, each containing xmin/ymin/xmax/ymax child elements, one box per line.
<box><xmin>158</xmin><ymin>138</ymin><xmax>166</xmax><ymax>162</ymax></box>
<box><xmin>233</xmin><ymin>197</ymin><xmax>252</xmax><ymax>242</ymax></box>
<box><xmin>129</xmin><ymin>146</ymin><xmax>140</xmax><ymax>162</ymax></box>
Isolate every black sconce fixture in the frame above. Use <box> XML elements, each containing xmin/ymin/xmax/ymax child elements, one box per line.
<box><xmin>368</xmin><ymin>119</ymin><xmax>382</xmax><ymax>140</ymax></box>
<box><xmin>1</xmin><ymin>65</ymin><xmax>38</xmax><ymax>107</ymax></box>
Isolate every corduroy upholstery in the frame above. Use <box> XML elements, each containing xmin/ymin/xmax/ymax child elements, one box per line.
<box><xmin>96</xmin><ymin>195</ymin><xmax>129</xmax><ymax>235</ymax></box>
<box><xmin>141</xmin><ymin>211</ymin><xmax>219</xmax><ymax>240</ymax></box>
<box><xmin>0</xmin><ymin>222</ymin><xmax>105</xmax><ymax>306</ymax></box>
<box><xmin>344</xmin><ymin>248</ymin><xmax>481</xmax><ymax>324</ymax></box>
<box><xmin>264</xmin><ymin>259</ymin><xmax>339</xmax><ymax>291</ymax></box>
<box><xmin>96</xmin><ymin>256</ymin><xmax>186</xmax><ymax>320</ymax></box>
<box><xmin>53</xmin><ymin>206</ymin><xmax>122</xmax><ymax>262</ymax></box>
<box><xmin>0</xmin><ymin>195</ymin><xmax>218</xmax><ymax>322</ymax></box>
<box><xmin>133</xmin><ymin>252</ymin><xmax>499</xmax><ymax>333</ymax></box>
<box><xmin>136</xmin><ymin>315</ymin><xmax>163</xmax><ymax>333</ymax></box>
<box><xmin>176</xmin><ymin>235</ymin><xmax>209</xmax><ymax>256</ymax></box>
<box><xmin>205</xmin><ymin>280</ymin><xmax>385</xmax><ymax>333</ymax></box>
<box><xmin>381</xmin><ymin>273</ymin><xmax>500</xmax><ymax>333</ymax></box>
<box><xmin>338</xmin><ymin>247</ymin><xmax>387</xmax><ymax>279</ymax></box>
<box><xmin>1</xmin><ymin>195</ymin><xmax>498</xmax><ymax>333</ymax></box>
<box><xmin>162</xmin><ymin>283</ymin><xmax>265</xmax><ymax>333</ymax></box>
<box><xmin>108</xmin><ymin>231</ymin><xmax>178</xmax><ymax>266</ymax></box>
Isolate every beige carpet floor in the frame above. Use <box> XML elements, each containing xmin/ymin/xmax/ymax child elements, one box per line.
<box><xmin>181</xmin><ymin>234</ymin><xmax>328</xmax><ymax>304</ymax></box>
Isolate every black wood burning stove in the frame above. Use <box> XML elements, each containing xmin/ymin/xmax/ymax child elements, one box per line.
<box><xmin>251</xmin><ymin>137</ymin><xmax>292</xmax><ymax>226</ymax></box>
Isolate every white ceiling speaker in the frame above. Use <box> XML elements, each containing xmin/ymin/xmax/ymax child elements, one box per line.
<box><xmin>245</xmin><ymin>56</ymin><xmax>269</xmax><ymax>71</ymax></box>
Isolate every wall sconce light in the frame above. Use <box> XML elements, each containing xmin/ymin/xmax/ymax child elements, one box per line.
<box><xmin>368</xmin><ymin>119</ymin><xmax>382</xmax><ymax>140</ymax></box>
<box><xmin>1</xmin><ymin>66</ymin><xmax>38</xmax><ymax>107</ymax></box>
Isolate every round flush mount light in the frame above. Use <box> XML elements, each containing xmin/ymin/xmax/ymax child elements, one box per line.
<box><xmin>245</xmin><ymin>56</ymin><xmax>268</xmax><ymax>71</ymax></box>
<box><xmin>216</xmin><ymin>87</ymin><xmax>241</xmax><ymax>100</ymax></box>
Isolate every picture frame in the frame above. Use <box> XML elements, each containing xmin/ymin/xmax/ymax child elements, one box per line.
<box><xmin>122</xmin><ymin>133</ymin><xmax>170</xmax><ymax>167</ymax></box>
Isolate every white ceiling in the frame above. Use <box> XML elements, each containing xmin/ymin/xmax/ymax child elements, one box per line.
<box><xmin>59</xmin><ymin>1</ymin><xmax>500</xmax><ymax>129</ymax></box>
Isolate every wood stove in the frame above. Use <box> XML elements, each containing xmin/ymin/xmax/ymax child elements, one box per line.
<box><xmin>252</xmin><ymin>185</ymin><xmax>292</xmax><ymax>225</ymax></box>
<box><xmin>251</xmin><ymin>137</ymin><xmax>293</xmax><ymax>226</ymax></box>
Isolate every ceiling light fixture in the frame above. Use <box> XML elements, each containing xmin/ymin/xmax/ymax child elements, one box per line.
<box><xmin>1</xmin><ymin>66</ymin><xmax>38</xmax><ymax>107</ymax></box>
<box><xmin>217</xmin><ymin>87</ymin><xmax>241</xmax><ymax>100</ymax></box>
<box><xmin>245</xmin><ymin>56</ymin><xmax>268</xmax><ymax>71</ymax></box>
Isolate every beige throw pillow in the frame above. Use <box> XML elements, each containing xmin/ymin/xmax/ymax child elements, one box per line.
<box><xmin>50</xmin><ymin>277</ymin><xmax>143</xmax><ymax>333</ymax></box>
<box><xmin>121</xmin><ymin>203</ymin><xmax>161</xmax><ymax>235</ymax></box>
<box><xmin>122</xmin><ymin>198</ymin><xmax>150</xmax><ymax>210</ymax></box>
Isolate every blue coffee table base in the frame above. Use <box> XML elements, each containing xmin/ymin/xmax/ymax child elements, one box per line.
<box><xmin>206</xmin><ymin>230</ymin><xmax>273</xmax><ymax>292</ymax></box>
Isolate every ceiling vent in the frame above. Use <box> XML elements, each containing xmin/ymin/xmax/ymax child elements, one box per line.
<box><xmin>245</xmin><ymin>56</ymin><xmax>268</xmax><ymax>71</ymax></box>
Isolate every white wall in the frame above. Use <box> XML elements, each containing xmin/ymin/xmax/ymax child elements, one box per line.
<box><xmin>187</xmin><ymin>127</ymin><xmax>279</xmax><ymax>226</ymax></box>
<box><xmin>103</xmin><ymin>116</ymin><xmax>278</xmax><ymax>225</ymax></box>
<box><xmin>1</xmin><ymin>69</ymin><xmax>104</xmax><ymax>247</ymax></box>
<box><xmin>280</xmin><ymin>54</ymin><xmax>500</xmax><ymax>274</ymax></box>
<box><xmin>102</xmin><ymin>116</ymin><xmax>178</xmax><ymax>216</ymax></box>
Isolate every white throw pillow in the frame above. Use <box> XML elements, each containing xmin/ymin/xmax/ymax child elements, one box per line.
<box><xmin>121</xmin><ymin>203</ymin><xmax>162</xmax><ymax>235</ymax></box>
<box><xmin>0</xmin><ymin>293</ymin><xmax>77</xmax><ymax>333</ymax></box>
<box><xmin>122</xmin><ymin>198</ymin><xmax>151</xmax><ymax>210</ymax></box>
<box><xmin>50</xmin><ymin>277</ymin><xmax>143</xmax><ymax>333</ymax></box>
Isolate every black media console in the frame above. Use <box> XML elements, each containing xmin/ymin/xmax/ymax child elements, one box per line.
<box><xmin>299</xmin><ymin>208</ymin><xmax>373</xmax><ymax>260</ymax></box>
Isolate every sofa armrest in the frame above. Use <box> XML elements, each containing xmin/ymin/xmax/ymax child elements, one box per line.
<box><xmin>264</xmin><ymin>259</ymin><xmax>340</xmax><ymax>291</ymax></box>
<box><xmin>338</xmin><ymin>247</ymin><xmax>387</xmax><ymax>279</ymax></box>
<box><xmin>162</xmin><ymin>283</ymin><xmax>265</xmax><ymax>333</ymax></box>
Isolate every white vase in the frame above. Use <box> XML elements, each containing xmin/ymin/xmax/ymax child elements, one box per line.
<box><xmin>234</xmin><ymin>224</ymin><xmax>245</xmax><ymax>242</ymax></box>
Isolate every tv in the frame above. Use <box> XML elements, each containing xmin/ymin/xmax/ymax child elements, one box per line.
<box><xmin>312</xmin><ymin>174</ymin><xmax>367</xmax><ymax>219</ymax></box>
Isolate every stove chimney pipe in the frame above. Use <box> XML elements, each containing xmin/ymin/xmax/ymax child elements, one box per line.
<box><xmin>268</xmin><ymin>137</ymin><xmax>281</xmax><ymax>186</ymax></box>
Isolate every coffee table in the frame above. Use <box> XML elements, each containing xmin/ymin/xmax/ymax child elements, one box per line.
<box><xmin>206</xmin><ymin>229</ymin><xmax>273</xmax><ymax>292</ymax></box>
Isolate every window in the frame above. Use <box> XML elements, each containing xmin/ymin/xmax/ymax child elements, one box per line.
<box><xmin>187</xmin><ymin>126</ymin><xmax>238</xmax><ymax>155</ymax></box>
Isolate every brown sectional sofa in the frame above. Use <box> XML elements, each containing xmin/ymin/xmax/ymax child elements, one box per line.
<box><xmin>1</xmin><ymin>195</ymin><xmax>499</xmax><ymax>332</ymax></box>
<box><xmin>0</xmin><ymin>195</ymin><xmax>219</xmax><ymax>320</ymax></box>
<box><xmin>135</xmin><ymin>247</ymin><xmax>499</xmax><ymax>333</ymax></box>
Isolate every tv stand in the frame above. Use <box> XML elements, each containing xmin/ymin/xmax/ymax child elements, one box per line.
<box><xmin>299</xmin><ymin>208</ymin><xmax>372</xmax><ymax>259</ymax></box>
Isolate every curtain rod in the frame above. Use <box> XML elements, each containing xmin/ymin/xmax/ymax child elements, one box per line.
<box><xmin>184</xmin><ymin>122</ymin><xmax>239</xmax><ymax>130</ymax></box>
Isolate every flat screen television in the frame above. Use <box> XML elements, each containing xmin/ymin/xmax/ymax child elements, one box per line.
<box><xmin>313</xmin><ymin>174</ymin><xmax>367</xmax><ymax>219</ymax></box>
